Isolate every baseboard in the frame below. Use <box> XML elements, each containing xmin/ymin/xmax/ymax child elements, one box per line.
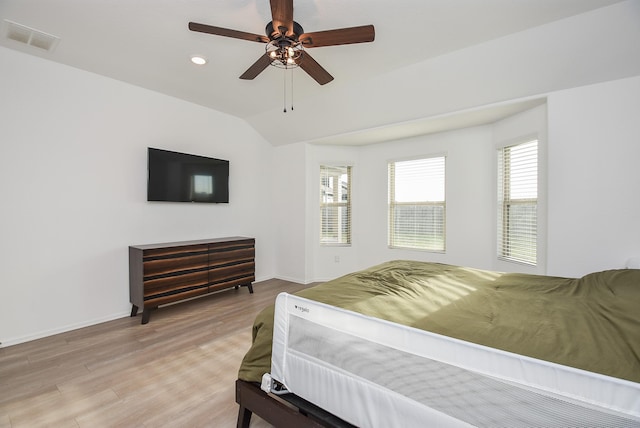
<box><xmin>1</xmin><ymin>310</ymin><xmax>131</xmax><ymax>348</ymax></box>
<box><xmin>273</xmin><ymin>275</ymin><xmax>314</xmax><ymax>285</ymax></box>
<box><xmin>309</xmin><ymin>277</ymin><xmax>334</xmax><ymax>283</ymax></box>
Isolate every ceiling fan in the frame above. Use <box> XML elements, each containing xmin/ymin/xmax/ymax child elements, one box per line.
<box><xmin>188</xmin><ymin>0</ymin><xmax>375</xmax><ymax>85</ymax></box>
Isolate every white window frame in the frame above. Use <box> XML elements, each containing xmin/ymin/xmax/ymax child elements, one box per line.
<box><xmin>320</xmin><ymin>165</ymin><xmax>352</xmax><ymax>246</ymax></box>
<box><xmin>497</xmin><ymin>139</ymin><xmax>538</xmax><ymax>266</ymax></box>
<box><xmin>388</xmin><ymin>155</ymin><xmax>446</xmax><ymax>252</ymax></box>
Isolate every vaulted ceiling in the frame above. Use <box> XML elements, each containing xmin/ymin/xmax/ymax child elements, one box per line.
<box><xmin>1</xmin><ymin>0</ymin><xmax>638</xmax><ymax>145</ymax></box>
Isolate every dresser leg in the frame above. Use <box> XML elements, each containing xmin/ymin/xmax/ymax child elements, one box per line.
<box><xmin>141</xmin><ymin>308</ymin><xmax>154</xmax><ymax>324</ymax></box>
<box><xmin>130</xmin><ymin>304</ymin><xmax>138</xmax><ymax>317</ymax></box>
<box><xmin>247</xmin><ymin>283</ymin><xmax>254</xmax><ymax>294</ymax></box>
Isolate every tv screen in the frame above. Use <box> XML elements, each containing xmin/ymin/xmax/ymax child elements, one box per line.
<box><xmin>147</xmin><ymin>147</ymin><xmax>229</xmax><ymax>203</ymax></box>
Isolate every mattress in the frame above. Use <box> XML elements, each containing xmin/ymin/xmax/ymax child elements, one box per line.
<box><xmin>269</xmin><ymin>293</ymin><xmax>640</xmax><ymax>427</ymax></box>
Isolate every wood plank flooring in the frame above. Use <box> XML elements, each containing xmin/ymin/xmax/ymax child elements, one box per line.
<box><xmin>0</xmin><ymin>279</ymin><xmax>308</xmax><ymax>427</ymax></box>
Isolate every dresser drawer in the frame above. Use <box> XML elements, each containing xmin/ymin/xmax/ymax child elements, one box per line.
<box><xmin>129</xmin><ymin>237</ymin><xmax>255</xmax><ymax>324</ymax></box>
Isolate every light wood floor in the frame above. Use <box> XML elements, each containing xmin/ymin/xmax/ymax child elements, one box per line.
<box><xmin>0</xmin><ymin>279</ymin><xmax>308</xmax><ymax>428</ymax></box>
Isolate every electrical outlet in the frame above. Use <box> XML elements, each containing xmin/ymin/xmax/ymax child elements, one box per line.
<box><xmin>334</xmin><ymin>255</ymin><xmax>340</xmax><ymax>263</ymax></box>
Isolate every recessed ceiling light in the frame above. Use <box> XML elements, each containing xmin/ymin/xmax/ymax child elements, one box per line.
<box><xmin>190</xmin><ymin>55</ymin><xmax>207</xmax><ymax>65</ymax></box>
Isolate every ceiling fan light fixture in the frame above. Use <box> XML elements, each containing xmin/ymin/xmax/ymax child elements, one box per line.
<box><xmin>265</xmin><ymin>39</ymin><xmax>303</xmax><ymax>69</ymax></box>
<box><xmin>190</xmin><ymin>55</ymin><xmax>207</xmax><ymax>65</ymax></box>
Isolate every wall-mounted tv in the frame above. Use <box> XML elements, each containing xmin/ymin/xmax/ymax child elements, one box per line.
<box><xmin>147</xmin><ymin>147</ymin><xmax>229</xmax><ymax>203</ymax></box>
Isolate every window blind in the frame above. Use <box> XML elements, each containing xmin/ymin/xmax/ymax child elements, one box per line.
<box><xmin>320</xmin><ymin>165</ymin><xmax>351</xmax><ymax>245</ymax></box>
<box><xmin>497</xmin><ymin>140</ymin><xmax>538</xmax><ymax>265</ymax></box>
<box><xmin>389</xmin><ymin>156</ymin><xmax>446</xmax><ymax>251</ymax></box>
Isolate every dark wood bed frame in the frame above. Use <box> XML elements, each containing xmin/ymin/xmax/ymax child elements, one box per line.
<box><xmin>235</xmin><ymin>380</ymin><xmax>355</xmax><ymax>428</ymax></box>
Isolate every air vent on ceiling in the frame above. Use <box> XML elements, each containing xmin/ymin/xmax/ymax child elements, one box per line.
<box><xmin>3</xmin><ymin>20</ymin><xmax>59</xmax><ymax>52</ymax></box>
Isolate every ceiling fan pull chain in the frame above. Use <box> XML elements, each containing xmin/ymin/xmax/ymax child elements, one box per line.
<box><xmin>283</xmin><ymin>68</ymin><xmax>287</xmax><ymax>113</ymax></box>
<box><xmin>291</xmin><ymin>68</ymin><xmax>294</xmax><ymax>111</ymax></box>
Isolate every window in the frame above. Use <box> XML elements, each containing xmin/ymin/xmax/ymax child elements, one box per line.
<box><xmin>320</xmin><ymin>165</ymin><xmax>351</xmax><ymax>245</ymax></box>
<box><xmin>497</xmin><ymin>140</ymin><xmax>538</xmax><ymax>265</ymax></box>
<box><xmin>388</xmin><ymin>156</ymin><xmax>445</xmax><ymax>251</ymax></box>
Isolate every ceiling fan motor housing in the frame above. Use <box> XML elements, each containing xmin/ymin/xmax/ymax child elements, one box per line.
<box><xmin>265</xmin><ymin>21</ymin><xmax>304</xmax><ymax>40</ymax></box>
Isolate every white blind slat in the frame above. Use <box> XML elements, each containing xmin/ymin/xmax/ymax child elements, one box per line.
<box><xmin>320</xmin><ymin>165</ymin><xmax>351</xmax><ymax>245</ymax></box>
<box><xmin>389</xmin><ymin>157</ymin><xmax>446</xmax><ymax>251</ymax></box>
<box><xmin>498</xmin><ymin>140</ymin><xmax>538</xmax><ymax>265</ymax></box>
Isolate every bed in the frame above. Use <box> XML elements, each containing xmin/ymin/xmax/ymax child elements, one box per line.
<box><xmin>235</xmin><ymin>260</ymin><xmax>640</xmax><ymax>427</ymax></box>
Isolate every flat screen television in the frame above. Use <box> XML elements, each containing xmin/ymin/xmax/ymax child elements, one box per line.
<box><xmin>147</xmin><ymin>147</ymin><xmax>229</xmax><ymax>203</ymax></box>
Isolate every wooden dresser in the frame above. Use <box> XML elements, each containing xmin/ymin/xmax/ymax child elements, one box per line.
<box><xmin>129</xmin><ymin>237</ymin><xmax>255</xmax><ymax>324</ymax></box>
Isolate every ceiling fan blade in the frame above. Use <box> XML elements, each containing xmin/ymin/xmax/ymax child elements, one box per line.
<box><xmin>188</xmin><ymin>22</ymin><xmax>269</xmax><ymax>43</ymax></box>
<box><xmin>298</xmin><ymin>52</ymin><xmax>334</xmax><ymax>85</ymax></box>
<box><xmin>300</xmin><ymin>25</ymin><xmax>375</xmax><ymax>48</ymax></box>
<box><xmin>270</xmin><ymin>0</ymin><xmax>294</xmax><ymax>36</ymax></box>
<box><xmin>239</xmin><ymin>54</ymin><xmax>273</xmax><ymax>80</ymax></box>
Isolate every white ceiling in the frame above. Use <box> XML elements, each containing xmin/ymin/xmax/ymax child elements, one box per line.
<box><xmin>0</xmin><ymin>0</ymin><xmax>635</xmax><ymax>146</ymax></box>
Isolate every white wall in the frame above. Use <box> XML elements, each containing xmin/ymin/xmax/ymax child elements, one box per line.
<box><xmin>547</xmin><ymin>76</ymin><xmax>640</xmax><ymax>277</ymax></box>
<box><xmin>304</xmin><ymin>82</ymin><xmax>639</xmax><ymax>281</ymax></box>
<box><xmin>306</xmin><ymin>144</ymin><xmax>360</xmax><ymax>281</ymax></box>
<box><xmin>355</xmin><ymin>126</ymin><xmax>497</xmax><ymax>271</ymax></box>
<box><xmin>0</xmin><ymin>46</ymin><xmax>275</xmax><ymax>346</ymax></box>
<box><xmin>306</xmin><ymin>125</ymin><xmax>499</xmax><ymax>280</ymax></box>
<box><xmin>272</xmin><ymin>143</ymin><xmax>308</xmax><ymax>283</ymax></box>
<box><xmin>304</xmin><ymin>105</ymin><xmax>548</xmax><ymax>280</ymax></box>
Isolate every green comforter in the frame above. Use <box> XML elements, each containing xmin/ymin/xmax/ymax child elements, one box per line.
<box><xmin>238</xmin><ymin>260</ymin><xmax>640</xmax><ymax>383</ymax></box>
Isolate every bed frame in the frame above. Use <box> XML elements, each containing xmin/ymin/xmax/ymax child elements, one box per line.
<box><xmin>235</xmin><ymin>380</ymin><xmax>353</xmax><ymax>428</ymax></box>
